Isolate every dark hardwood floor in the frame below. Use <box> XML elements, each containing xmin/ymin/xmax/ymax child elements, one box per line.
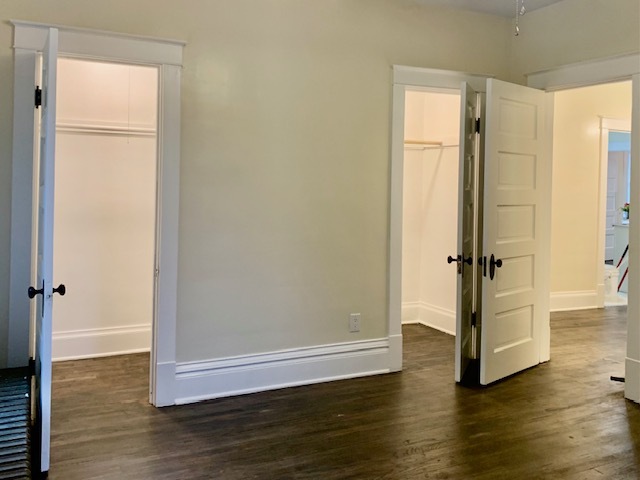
<box><xmin>50</xmin><ymin>307</ymin><xmax>639</xmax><ymax>479</ymax></box>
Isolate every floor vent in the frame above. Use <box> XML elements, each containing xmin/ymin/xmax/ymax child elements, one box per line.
<box><xmin>0</xmin><ymin>369</ymin><xmax>31</xmax><ymax>480</ymax></box>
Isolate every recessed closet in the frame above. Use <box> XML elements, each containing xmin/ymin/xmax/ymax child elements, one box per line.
<box><xmin>52</xmin><ymin>58</ymin><xmax>158</xmax><ymax>360</ymax></box>
<box><xmin>401</xmin><ymin>90</ymin><xmax>461</xmax><ymax>335</ymax></box>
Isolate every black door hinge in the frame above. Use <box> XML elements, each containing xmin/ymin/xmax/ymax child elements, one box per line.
<box><xmin>471</xmin><ymin>311</ymin><xmax>477</xmax><ymax>327</ymax></box>
<box><xmin>35</xmin><ymin>87</ymin><xmax>42</xmax><ymax>108</ymax></box>
<box><xmin>475</xmin><ymin>118</ymin><xmax>481</xmax><ymax>134</ymax></box>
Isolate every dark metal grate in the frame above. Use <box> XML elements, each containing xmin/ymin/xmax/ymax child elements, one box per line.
<box><xmin>0</xmin><ymin>369</ymin><xmax>31</xmax><ymax>480</ymax></box>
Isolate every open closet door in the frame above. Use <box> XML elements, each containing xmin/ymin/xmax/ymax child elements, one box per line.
<box><xmin>29</xmin><ymin>27</ymin><xmax>61</xmax><ymax>475</ymax></box>
<box><xmin>480</xmin><ymin>79</ymin><xmax>548</xmax><ymax>385</ymax></box>
<box><xmin>455</xmin><ymin>82</ymin><xmax>479</xmax><ymax>383</ymax></box>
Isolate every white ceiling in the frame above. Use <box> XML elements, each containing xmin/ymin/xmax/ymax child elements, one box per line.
<box><xmin>413</xmin><ymin>0</ymin><xmax>566</xmax><ymax>18</ymax></box>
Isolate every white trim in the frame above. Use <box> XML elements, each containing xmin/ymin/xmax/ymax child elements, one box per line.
<box><xmin>626</xmin><ymin>358</ymin><xmax>640</xmax><ymax>403</ymax></box>
<box><xmin>527</xmin><ymin>53</ymin><xmax>640</xmax><ymax>92</ymax></box>
<box><xmin>402</xmin><ymin>302</ymin><xmax>455</xmax><ymax>336</ymax></box>
<box><xmin>419</xmin><ymin>303</ymin><xmax>455</xmax><ymax>336</ymax></box>
<box><xmin>393</xmin><ymin>65</ymin><xmax>492</xmax><ymax>92</ymax></box>
<box><xmin>9</xmin><ymin>22</ymin><xmax>182</xmax><ymax>407</ymax></box>
<box><xmin>52</xmin><ymin>325</ymin><xmax>151</xmax><ymax>362</ymax></box>
<box><xmin>549</xmin><ymin>291</ymin><xmax>599</xmax><ymax>312</ymax></box>
<box><xmin>539</xmin><ymin>92</ymin><xmax>555</xmax><ymax>363</ymax></box>
<box><xmin>11</xmin><ymin>20</ymin><xmax>184</xmax><ymax>66</ymax></box>
<box><xmin>174</xmin><ymin>339</ymin><xmax>393</xmax><ymax>405</ymax></box>
<box><xmin>401</xmin><ymin>301</ymin><xmax>421</xmax><ymax>324</ymax></box>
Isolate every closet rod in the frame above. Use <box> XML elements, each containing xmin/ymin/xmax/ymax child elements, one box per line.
<box><xmin>404</xmin><ymin>143</ymin><xmax>459</xmax><ymax>150</ymax></box>
<box><xmin>404</xmin><ymin>139</ymin><xmax>443</xmax><ymax>146</ymax></box>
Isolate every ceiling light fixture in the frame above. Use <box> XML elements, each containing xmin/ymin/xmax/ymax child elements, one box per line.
<box><xmin>515</xmin><ymin>0</ymin><xmax>526</xmax><ymax>36</ymax></box>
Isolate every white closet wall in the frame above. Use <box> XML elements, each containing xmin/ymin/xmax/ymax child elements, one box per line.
<box><xmin>402</xmin><ymin>91</ymin><xmax>460</xmax><ymax>335</ymax></box>
<box><xmin>52</xmin><ymin>58</ymin><xmax>158</xmax><ymax>360</ymax></box>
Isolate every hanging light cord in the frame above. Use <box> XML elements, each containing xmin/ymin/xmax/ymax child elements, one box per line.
<box><xmin>515</xmin><ymin>0</ymin><xmax>526</xmax><ymax>36</ymax></box>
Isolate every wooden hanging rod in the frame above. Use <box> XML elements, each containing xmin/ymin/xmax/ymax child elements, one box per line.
<box><xmin>404</xmin><ymin>140</ymin><xmax>443</xmax><ymax>146</ymax></box>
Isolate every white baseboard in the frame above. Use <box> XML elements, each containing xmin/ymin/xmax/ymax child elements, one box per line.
<box><xmin>174</xmin><ymin>338</ymin><xmax>394</xmax><ymax>405</ymax></box>
<box><xmin>401</xmin><ymin>302</ymin><xmax>421</xmax><ymax>324</ymax></box>
<box><xmin>550</xmin><ymin>290</ymin><xmax>599</xmax><ymax>312</ymax></box>
<box><xmin>52</xmin><ymin>324</ymin><xmax>151</xmax><ymax>361</ymax></box>
<box><xmin>625</xmin><ymin>357</ymin><xmax>640</xmax><ymax>404</ymax></box>
<box><xmin>153</xmin><ymin>361</ymin><xmax>177</xmax><ymax>407</ymax></box>
<box><xmin>419</xmin><ymin>302</ymin><xmax>455</xmax><ymax>335</ymax></box>
<box><xmin>402</xmin><ymin>301</ymin><xmax>455</xmax><ymax>336</ymax></box>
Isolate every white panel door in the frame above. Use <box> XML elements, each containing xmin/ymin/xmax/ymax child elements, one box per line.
<box><xmin>480</xmin><ymin>79</ymin><xmax>548</xmax><ymax>385</ymax></box>
<box><xmin>29</xmin><ymin>28</ymin><xmax>60</xmax><ymax>475</ymax></box>
<box><xmin>454</xmin><ymin>82</ymin><xmax>479</xmax><ymax>383</ymax></box>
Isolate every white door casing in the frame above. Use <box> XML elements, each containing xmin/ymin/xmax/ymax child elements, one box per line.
<box><xmin>455</xmin><ymin>82</ymin><xmax>479</xmax><ymax>382</ymax></box>
<box><xmin>389</xmin><ymin>66</ymin><xmax>493</xmax><ymax>374</ymax></box>
<box><xmin>10</xmin><ymin>21</ymin><xmax>184</xmax><ymax>406</ymax></box>
<box><xmin>480</xmin><ymin>79</ymin><xmax>549</xmax><ymax>385</ymax></box>
<box><xmin>391</xmin><ymin>69</ymin><xmax>552</xmax><ymax>386</ymax></box>
<box><xmin>32</xmin><ymin>27</ymin><xmax>58</xmax><ymax>474</ymax></box>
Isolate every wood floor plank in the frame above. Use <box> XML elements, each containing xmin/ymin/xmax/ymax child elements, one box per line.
<box><xmin>50</xmin><ymin>307</ymin><xmax>639</xmax><ymax>479</ymax></box>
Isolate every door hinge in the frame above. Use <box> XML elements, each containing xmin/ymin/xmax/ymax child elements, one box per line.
<box><xmin>28</xmin><ymin>357</ymin><xmax>35</xmax><ymax>376</ymax></box>
<box><xmin>35</xmin><ymin>87</ymin><xmax>42</xmax><ymax>108</ymax></box>
<box><xmin>471</xmin><ymin>311</ymin><xmax>477</xmax><ymax>327</ymax></box>
<box><xmin>475</xmin><ymin>118</ymin><xmax>481</xmax><ymax>134</ymax></box>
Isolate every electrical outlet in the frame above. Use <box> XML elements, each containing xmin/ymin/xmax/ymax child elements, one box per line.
<box><xmin>349</xmin><ymin>313</ymin><xmax>361</xmax><ymax>333</ymax></box>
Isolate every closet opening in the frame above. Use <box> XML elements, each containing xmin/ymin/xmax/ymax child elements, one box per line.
<box><xmin>401</xmin><ymin>88</ymin><xmax>461</xmax><ymax>351</ymax></box>
<box><xmin>51</xmin><ymin>57</ymin><xmax>159</xmax><ymax>372</ymax></box>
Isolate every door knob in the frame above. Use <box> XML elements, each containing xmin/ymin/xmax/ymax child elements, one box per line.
<box><xmin>463</xmin><ymin>256</ymin><xmax>473</xmax><ymax>266</ymax></box>
<box><xmin>28</xmin><ymin>283</ymin><xmax>44</xmax><ymax>299</ymax></box>
<box><xmin>53</xmin><ymin>284</ymin><xmax>66</xmax><ymax>296</ymax></box>
<box><xmin>489</xmin><ymin>254</ymin><xmax>503</xmax><ymax>280</ymax></box>
<box><xmin>447</xmin><ymin>255</ymin><xmax>462</xmax><ymax>274</ymax></box>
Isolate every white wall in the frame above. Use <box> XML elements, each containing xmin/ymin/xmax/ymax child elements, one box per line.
<box><xmin>1</xmin><ymin>0</ymin><xmax>515</xmax><ymax>367</ymax></box>
<box><xmin>402</xmin><ymin>91</ymin><xmax>460</xmax><ymax>334</ymax></box>
<box><xmin>52</xmin><ymin>59</ymin><xmax>158</xmax><ymax>360</ymax></box>
<box><xmin>0</xmin><ymin>0</ymin><xmax>636</xmax><ymax>390</ymax></box>
<box><xmin>550</xmin><ymin>81</ymin><xmax>632</xmax><ymax>311</ymax></box>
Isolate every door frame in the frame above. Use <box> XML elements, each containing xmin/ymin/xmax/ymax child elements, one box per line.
<box><xmin>598</xmin><ymin>117</ymin><xmax>632</xmax><ymax>306</ymax></box>
<box><xmin>389</xmin><ymin>66</ymin><xmax>492</xmax><ymax>370</ymax></box>
<box><xmin>528</xmin><ymin>53</ymin><xmax>640</xmax><ymax>403</ymax></box>
<box><xmin>8</xmin><ymin>21</ymin><xmax>184</xmax><ymax>406</ymax></box>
